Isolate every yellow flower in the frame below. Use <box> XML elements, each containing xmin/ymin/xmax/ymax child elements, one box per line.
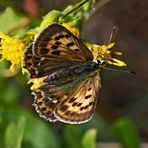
<box><xmin>28</xmin><ymin>76</ymin><xmax>47</xmax><ymax>90</ymax></box>
<box><xmin>87</xmin><ymin>42</ymin><xmax>127</xmax><ymax>67</ymax></box>
<box><xmin>62</xmin><ymin>23</ymin><xmax>80</xmax><ymax>38</ymax></box>
<box><xmin>0</xmin><ymin>32</ymin><xmax>25</xmax><ymax>72</ymax></box>
<box><xmin>59</xmin><ymin>23</ymin><xmax>126</xmax><ymax>67</ymax></box>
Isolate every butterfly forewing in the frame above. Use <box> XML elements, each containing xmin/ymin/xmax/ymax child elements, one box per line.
<box><xmin>33</xmin><ymin>24</ymin><xmax>93</xmax><ymax>61</ymax></box>
<box><xmin>24</xmin><ymin>44</ymin><xmax>41</xmax><ymax>78</ymax></box>
<box><xmin>24</xmin><ymin>44</ymin><xmax>79</xmax><ymax>78</ymax></box>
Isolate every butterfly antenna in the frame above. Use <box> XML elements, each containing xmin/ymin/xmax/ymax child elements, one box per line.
<box><xmin>99</xmin><ymin>26</ymin><xmax>118</xmax><ymax>61</ymax></box>
<box><xmin>62</xmin><ymin>0</ymin><xmax>89</xmax><ymax>18</ymax></box>
<box><xmin>108</xmin><ymin>26</ymin><xmax>117</xmax><ymax>44</ymax></box>
<box><xmin>99</xmin><ymin>65</ymin><xmax>136</xmax><ymax>74</ymax></box>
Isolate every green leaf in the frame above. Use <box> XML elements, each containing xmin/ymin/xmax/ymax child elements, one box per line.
<box><xmin>0</xmin><ymin>7</ymin><xmax>23</xmax><ymax>33</ymax></box>
<box><xmin>78</xmin><ymin>114</ymin><xmax>113</xmax><ymax>141</ymax></box>
<box><xmin>2</xmin><ymin>107</ymin><xmax>60</xmax><ymax>148</ymax></box>
<box><xmin>0</xmin><ymin>107</ymin><xmax>4</xmax><ymax>148</ymax></box>
<box><xmin>59</xmin><ymin>0</ymin><xmax>95</xmax><ymax>30</ymax></box>
<box><xmin>4</xmin><ymin>116</ymin><xmax>26</xmax><ymax>148</ymax></box>
<box><xmin>112</xmin><ymin>117</ymin><xmax>141</xmax><ymax>148</ymax></box>
<box><xmin>39</xmin><ymin>0</ymin><xmax>95</xmax><ymax>32</ymax></box>
<box><xmin>1</xmin><ymin>79</ymin><xmax>21</xmax><ymax>104</ymax></box>
<box><xmin>82</xmin><ymin>0</ymin><xmax>96</xmax><ymax>11</ymax></box>
<box><xmin>81</xmin><ymin>128</ymin><xmax>97</xmax><ymax>148</ymax></box>
<box><xmin>39</xmin><ymin>10</ymin><xmax>62</xmax><ymax>31</ymax></box>
<box><xmin>63</xmin><ymin>125</ymin><xmax>82</xmax><ymax>148</ymax></box>
<box><xmin>23</xmin><ymin>116</ymin><xmax>60</xmax><ymax>148</ymax></box>
<box><xmin>0</xmin><ymin>77</ymin><xmax>6</xmax><ymax>100</ymax></box>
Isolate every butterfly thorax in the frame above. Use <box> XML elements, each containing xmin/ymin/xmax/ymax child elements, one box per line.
<box><xmin>45</xmin><ymin>61</ymin><xmax>98</xmax><ymax>87</ymax></box>
<box><xmin>70</xmin><ymin>61</ymin><xmax>98</xmax><ymax>76</ymax></box>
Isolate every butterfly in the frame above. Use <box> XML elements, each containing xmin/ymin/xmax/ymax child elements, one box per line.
<box><xmin>24</xmin><ymin>24</ymin><xmax>102</xmax><ymax>124</ymax></box>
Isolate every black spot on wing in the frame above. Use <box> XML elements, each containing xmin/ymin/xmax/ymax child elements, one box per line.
<box><xmin>85</xmin><ymin>95</ymin><xmax>92</xmax><ymax>99</ymax></box>
<box><xmin>74</xmin><ymin>49</ymin><xmax>79</xmax><ymax>51</ymax></box>
<box><xmin>88</xmin><ymin>88</ymin><xmax>91</xmax><ymax>91</ymax></box>
<box><xmin>54</xmin><ymin>36</ymin><xmax>60</xmax><ymax>40</ymax></box>
<box><xmin>51</xmin><ymin>50</ymin><xmax>61</xmax><ymax>55</ymax></box>
<box><xmin>65</xmin><ymin>110</ymin><xmax>71</xmax><ymax>115</ymax></box>
<box><xmin>54</xmin><ymin>35</ymin><xmax>64</xmax><ymax>40</ymax></box>
<box><xmin>72</xmin><ymin>102</ymin><xmax>78</xmax><ymax>107</ymax></box>
<box><xmin>77</xmin><ymin>103</ymin><xmax>82</xmax><ymax>107</ymax></box>
<box><xmin>51</xmin><ymin>45</ymin><xmax>58</xmax><ymax>49</ymax></box>
<box><xmin>66</xmin><ymin>42</ymin><xmax>74</xmax><ymax>47</ymax></box>
<box><xmin>38</xmin><ymin>101</ymin><xmax>43</xmax><ymax>105</ymax></box>
<box><xmin>65</xmin><ymin>34</ymin><xmax>71</xmax><ymax>38</ymax></box>
<box><xmin>89</xmin><ymin>102</ymin><xmax>93</xmax><ymax>106</ymax></box>
<box><xmin>69</xmin><ymin>97</ymin><xmax>76</xmax><ymax>103</ymax></box>
<box><xmin>55</xmin><ymin>41</ymin><xmax>61</xmax><ymax>45</ymax></box>
<box><xmin>80</xmin><ymin>107</ymin><xmax>84</xmax><ymax>111</ymax></box>
<box><xmin>59</xmin><ymin>35</ymin><xmax>64</xmax><ymax>38</ymax></box>
<box><xmin>41</xmin><ymin>107</ymin><xmax>47</xmax><ymax>111</ymax></box>
<box><xmin>84</xmin><ymin>105</ymin><xmax>89</xmax><ymax>109</ymax></box>
<box><xmin>26</xmin><ymin>62</ymin><xmax>32</xmax><ymax>67</ymax></box>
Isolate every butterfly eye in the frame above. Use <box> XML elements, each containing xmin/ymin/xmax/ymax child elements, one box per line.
<box><xmin>97</xmin><ymin>60</ymin><xmax>105</xmax><ymax>65</ymax></box>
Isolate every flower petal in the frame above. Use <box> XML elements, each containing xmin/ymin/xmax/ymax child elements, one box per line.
<box><xmin>108</xmin><ymin>58</ymin><xmax>127</xmax><ymax>67</ymax></box>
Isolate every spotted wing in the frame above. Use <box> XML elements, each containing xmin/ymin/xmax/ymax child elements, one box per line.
<box><xmin>24</xmin><ymin>44</ymin><xmax>42</xmax><ymax>78</ymax></box>
<box><xmin>33</xmin><ymin>85</ymin><xmax>58</xmax><ymax>122</ymax></box>
<box><xmin>33</xmin><ymin>71</ymin><xmax>100</xmax><ymax>124</ymax></box>
<box><xmin>33</xmin><ymin>23</ymin><xmax>93</xmax><ymax>61</ymax></box>
<box><xmin>24</xmin><ymin>44</ymin><xmax>79</xmax><ymax>78</ymax></box>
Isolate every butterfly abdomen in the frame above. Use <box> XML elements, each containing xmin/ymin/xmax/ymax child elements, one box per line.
<box><xmin>45</xmin><ymin>70</ymin><xmax>74</xmax><ymax>85</ymax></box>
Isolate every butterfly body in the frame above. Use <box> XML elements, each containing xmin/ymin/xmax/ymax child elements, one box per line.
<box><xmin>24</xmin><ymin>24</ymin><xmax>101</xmax><ymax>124</ymax></box>
<box><xmin>47</xmin><ymin>61</ymin><xmax>98</xmax><ymax>83</ymax></box>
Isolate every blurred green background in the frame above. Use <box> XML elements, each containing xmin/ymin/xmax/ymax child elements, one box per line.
<box><xmin>0</xmin><ymin>0</ymin><xmax>148</xmax><ymax>148</ymax></box>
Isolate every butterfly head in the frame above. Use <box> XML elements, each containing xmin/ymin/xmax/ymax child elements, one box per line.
<box><xmin>93</xmin><ymin>47</ymin><xmax>108</xmax><ymax>67</ymax></box>
<box><xmin>97</xmin><ymin>59</ymin><xmax>105</xmax><ymax>66</ymax></box>
<box><xmin>92</xmin><ymin>42</ymin><xmax>128</xmax><ymax>70</ymax></box>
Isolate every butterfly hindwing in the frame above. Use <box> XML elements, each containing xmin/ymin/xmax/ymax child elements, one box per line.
<box><xmin>32</xmin><ymin>68</ymin><xmax>100</xmax><ymax>123</ymax></box>
<box><xmin>32</xmin><ymin>76</ymin><xmax>74</xmax><ymax>122</ymax></box>
<box><xmin>54</xmin><ymin>71</ymin><xmax>100</xmax><ymax>124</ymax></box>
<box><xmin>33</xmin><ymin>87</ymin><xmax>58</xmax><ymax>122</ymax></box>
<box><xmin>33</xmin><ymin>24</ymin><xmax>93</xmax><ymax>61</ymax></box>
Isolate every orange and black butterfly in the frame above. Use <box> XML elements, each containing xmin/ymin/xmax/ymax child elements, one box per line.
<box><xmin>24</xmin><ymin>24</ymin><xmax>102</xmax><ymax>124</ymax></box>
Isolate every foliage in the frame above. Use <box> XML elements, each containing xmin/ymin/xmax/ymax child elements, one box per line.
<box><xmin>112</xmin><ymin>117</ymin><xmax>141</xmax><ymax>148</ymax></box>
